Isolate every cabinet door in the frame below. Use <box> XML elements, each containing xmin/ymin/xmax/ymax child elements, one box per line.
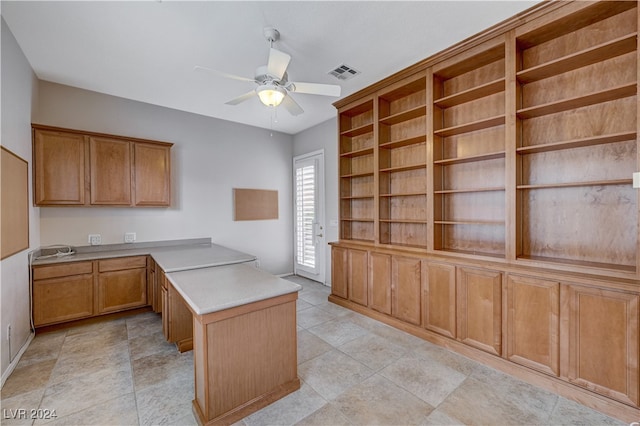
<box><xmin>348</xmin><ymin>249</ymin><xmax>368</xmax><ymax>306</ymax></box>
<box><xmin>33</xmin><ymin>129</ymin><xmax>87</xmax><ymax>205</ymax></box>
<box><xmin>89</xmin><ymin>137</ymin><xmax>132</xmax><ymax>205</ymax></box>
<box><xmin>33</xmin><ymin>275</ymin><xmax>94</xmax><ymax>326</ymax></box>
<box><xmin>98</xmin><ymin>268</ymin><xmax>147</xmax><ymax>313</ymax></box>
<box><xmin>506</xmin><ymin>275</ymin><xmax>559</xmax><ymax>376</ymax></box>
<box><xmin>457</xmin><ymin>267</ymin><xmax>502</xmax><ymax>356</ymax></box>
<box><xmin>564</xmin><ymin>285</ymin><xmax>639</xmax><ymax>406</ymax></box>
<box><xmin>423</xmin><ymin>262</ymin><xmax>456</xmax><ymax>338</ymax></box>
<box><xmin>168</xmin><ymin>282</ymin><xmax>193</xmax><ymax>351</ymax></box>
<box><xmin>369</xmin><ymin>252</ymin><xmax>391</xmax><ymax>315</ymax></box>
<box><xmin>392</xmin><ymin>256</ymin><xmax>422</xmax><ymax>325</ymax></box>
<box><xmin>331</xmin><ymin>246</ymin><xmax>348</xmax><ymax>299</ymax></box>
<box><xmin>133</xmin><ymin>142</ymin><xmax>171</xmax><ymax>206</ymax></box>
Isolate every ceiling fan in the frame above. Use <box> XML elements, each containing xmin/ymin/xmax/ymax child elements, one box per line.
<box><xmin>195</xmin><ymin>27</ymin><xmax>341</xmax><ymax>116</ymax></box>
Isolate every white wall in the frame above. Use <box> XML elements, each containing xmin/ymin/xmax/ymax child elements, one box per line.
<box><xmin>293</xmin><ymin>118</ymin><xmax>338</xmax><ymax>285</ymax></box>
<box><xmin>1</xmin><ymin>17</ymin><xmax>40</xmax><ymax>381</ymax></box>
<box><xmin>34</xmin><ymin>82</ymin><xmax>295</xmax><ymax>275</ymax></box>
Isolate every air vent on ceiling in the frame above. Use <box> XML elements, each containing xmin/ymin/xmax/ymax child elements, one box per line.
<box><xmin>328</xmin><ymin>64</ymin><xmax>360</xmax><ymax>80</ymax></box>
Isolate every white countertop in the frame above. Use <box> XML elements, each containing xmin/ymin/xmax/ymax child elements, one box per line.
<box><xmin>150</xmin><ymin>244</ymin><xmax>256</xmax><ymax>272</ymax></box>
<box><xmin>166</xmin><ymin>263</ymin><xmax>302</xmax><ymax>315</ymax></box>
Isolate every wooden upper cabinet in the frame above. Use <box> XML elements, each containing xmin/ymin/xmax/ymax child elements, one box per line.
<box><xmin>33</xmin><ymin>129</ymin><xmax>87</xmax><ymax>205</ymax></box>
<box><xmin>133</xmin><ymin>142</ymin><xmax>171</xmax><ymax>206</ymax></box>
<box><xmin>32</xmin><ymin>125</ymin><xmax>172</xmax><ymax>207</ymax></box>
<box><xmin>90</xmin><ymin>136</ymin><xmax>132</xmax><ymax>206</ymax></box>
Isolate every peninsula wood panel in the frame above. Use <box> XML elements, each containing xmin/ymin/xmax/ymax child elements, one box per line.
<box><xmin>1</xmin><ymin>147</ymin><xmax>29</xmax><ymax>259</ymax></box>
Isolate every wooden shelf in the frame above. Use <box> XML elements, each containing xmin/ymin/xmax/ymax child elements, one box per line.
<box><xmin>434</xmin><ymin>115</ymin><xmax>505</xmax><ymax>137</ymax></box>
<box><xmin>434</xmin><ymin>151</ymin><xmax>505</xmax><ymax>165</ymax></box>
<box><xmin>435</xmin><ymin>187</ymin><xmax>505</xmax><ymax>194</ymax></box>
<box><xmin>379</xmin><ymin>135</ymin><xmax>426</xmax><ymax>150</ymax></box>
<box><xmin>380</xmin><ymin>163</ymin><xmax>427</xmax><ymax>173</ymax></box>
<box><xmin>517</xmin><ymin>255</ymin><xmax>635</xmax><ymax>273</ymax></box>
<box><xmin>517</xmin><ymin>179</ymin><xmax>632</xmax><ymax>190</ymax></box>
<box><xmin>517</xmin><ymin>33</ymin><xmax>637</xmax><ymax>84</ymax></box>
<box><xmin>517</xmin><ymin>131</ymin><xmax>637</xmax><ymax>155</ymax></box>
<box><xmin>379</xmin><ymin>105</ymin><xmax>427</xmax><ymax>125</ymax></box>
<box><xmin>340</xmin><ymin>122</ymin><xmax>374</xmax><ymax>137</ymax></box>
<box><xmin>380</xmin><ymin>219</ymin><xmax>428</xmax><ymax>224</ymax></box>
<box><xmin>340</xmin><ymin>195</ymin><xmax>374</xmax><ymax>200</ymax></box>
<box><xmin>380</xmin><ymin>192</ymin><xmax>427</xmax><ymax>197</ymax></box>
<box><xmin>341</xmin><ymin>218</ymin><xmax>375</xmax><ymax>222</ymax></box>
<box><xmin>434</xmin><ymin>78</ymin><xmax>505</xmax><ymax>108</ymax></box>
<box><xmin>435</xmin><ymin>248</ymin><xmax>505</xmax><ymax>259</ymax></box>
<box><xmin>340</xmin><ymin>171</ymin><xmax>374</xmax><ymax>178</ymax></box>
<box><xmin>435</xmin><ymin>220</ymin><xmax>504</xmax><ymax>225</ymax></box>
<box><xmin>517</xmin><ymin>83</ymin><xmax>636</xmax><ymax>119</ymax></box>
<box><xmin>340</xmin><ymin>147</ymin><xmax>374</xmax><ymax>158</ymax></box>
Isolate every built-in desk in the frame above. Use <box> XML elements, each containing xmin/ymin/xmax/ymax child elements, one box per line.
<box><xmin>166</xmin><ymin>264</ymin><xmax>301</xmax><ymax>425</ymax></box>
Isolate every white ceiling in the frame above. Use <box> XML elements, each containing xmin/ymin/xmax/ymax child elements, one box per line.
<box><xmin>2</xmin><ymin>1</ymin><xmax>538</xmax><ymax>135</ymax></box>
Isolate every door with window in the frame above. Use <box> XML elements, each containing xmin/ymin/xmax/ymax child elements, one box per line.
<box><xmin>293</xmin><ymin>150</ymin><xmax>325</xmax><ymax>283</ymax></box>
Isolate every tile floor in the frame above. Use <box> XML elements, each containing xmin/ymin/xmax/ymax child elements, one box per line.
<box><xmin>1</xmin><ymin>275</ymin><xmax>626</xmax><ymax>425</ymax></box>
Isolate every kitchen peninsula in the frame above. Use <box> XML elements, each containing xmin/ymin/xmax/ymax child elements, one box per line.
<box><xmin>30</xmin><ymin>239</ymin><xmax>302</xmax><ymax>424</ymax></box>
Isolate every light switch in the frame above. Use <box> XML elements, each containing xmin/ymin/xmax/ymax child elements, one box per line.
<box><xmin>634</xmin><ymin>172</ymin><xmax>640</xmax><ymax>189</ymax></box>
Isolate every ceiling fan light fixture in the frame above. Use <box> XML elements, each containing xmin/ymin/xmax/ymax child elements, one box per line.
<box><xmin>257</xmin><ymin>84</ymin><xmax>286</xmax><ymax>107</ymax></box>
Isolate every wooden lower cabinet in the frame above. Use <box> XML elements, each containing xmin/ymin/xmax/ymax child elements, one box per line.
<box><xmin>159</xmin><ymin>267</ymin><xmax>193</xmax><ymax>352</ymax></box>
<box><xmin>506</xmin><ymin>274</ymin><xmax>560</xmax><ymax>376</ymax></box>
<box><xmin>347</xmin><ymin>249</ymin><xmax>368</xmax><ymax>306</ymax></box>
<box><xmin>33</xmin><ymin>274</ymin><xmax>94</xmax><ymax>326</ymax></box>
<box><xmin>392</xmin><ymin>256</ymin><xmax>422</xmax><ymax>325</ymax></box>
<box><xmin>457</xmin><ymin>267</ymin><xmax>502</xmax><ymax>356</ymax></box>
<box><xmin>98</xmin><ymin>257</ymin><xmax>147</xmax><ymax>313</ymax></box>
<box><xmin>369</xmin><ymin>252</ymin><xmax>392</xmax><ymax>315</ymax></box>
<box><xmin>329</xmin><ymin>242</ymin><xmax>640</xmax><ymax>421</ymax></box>
<box><xmin>331</xmin><ymin>246</ymin><xmax>348</xmax><ymax>299</ymax></box>
<box><xmin>423</xmin><ymin>262</ymin><xmax>456</xmax><ymax>338</ymax></box>
<box><xmin>564</xmin><ymin>284</ymin><xmax>639</xmax><ymax>406</ymax></box>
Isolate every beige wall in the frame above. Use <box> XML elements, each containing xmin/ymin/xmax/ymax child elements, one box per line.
<box><xmin>1</xmin><ymin>17</ymin><xmax>40</xmax><ymax>381</ymax></box>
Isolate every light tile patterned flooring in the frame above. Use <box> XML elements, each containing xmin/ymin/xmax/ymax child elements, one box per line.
<box><xmin>1</xmin><ymin>275</ymin><xmax>626</xmax><ymax>425</ymax></box>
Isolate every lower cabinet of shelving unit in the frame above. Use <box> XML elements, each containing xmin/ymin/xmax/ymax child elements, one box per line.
<box><xmin>423</xmin><ymin>262</ymin><xmax>457</xmax><ymax>338</ymax></box>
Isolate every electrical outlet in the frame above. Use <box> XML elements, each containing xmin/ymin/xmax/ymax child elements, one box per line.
<box><xmin>88</xmin><ymin>234</ymin><xmax>102</xmax><ymax>245</ymax></box>
<box><xmin>124</xmin><ymin>232</ymin><xmax>136</xmax><ymax>243</ymax></box>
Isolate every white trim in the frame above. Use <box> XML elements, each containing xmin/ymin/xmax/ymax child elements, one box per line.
<box><xmin>1</xmin><ymin>332</ymin><xmax>34</xmax><ymax>388</ymax></box>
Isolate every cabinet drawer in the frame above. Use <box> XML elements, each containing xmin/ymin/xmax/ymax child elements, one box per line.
<box><xmin>99</xmin><ymin>256</ymin><xmax>147</xmax><ymax>272</ymax></box>
<box><xmin>33</xmin><ymin>261</ymin><xmax>93</xmax><ymax>280</ymax></box>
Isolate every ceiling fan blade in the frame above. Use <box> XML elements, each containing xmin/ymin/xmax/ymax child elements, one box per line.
<box><xmin>194</xmin><ymin>65</ymin><xmax>255</xmax><ymax>83</ymax></box>
<box><xmin>290</xmin><ymin>81</ymin><xmax>341</xmax><ymax>97</ymax></box>
<box><xmin>281</xmin><ymin>95</ymin><xmax>304</xmax><ymax>116</ymax></box>
<box><xmin>225</xmin><ymin>90</ymin><xmax>257</xmax><ymax>105</ymax></box>
<box><xmin>267</xmin><ymin>48</ymin><xmax>291</xmax><ymax>80</ymax></box>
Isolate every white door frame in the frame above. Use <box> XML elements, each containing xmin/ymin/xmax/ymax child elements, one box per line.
<box><xmin>293</xmin><ymin>149</ymin><xmax>325</xmax><ymax>284</ymax></box>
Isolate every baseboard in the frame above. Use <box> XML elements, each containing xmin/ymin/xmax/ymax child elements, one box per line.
<box><xmin>1</xmin><ymin>331</ymin><xmax>35</xmax><ymax>388</ymax></box>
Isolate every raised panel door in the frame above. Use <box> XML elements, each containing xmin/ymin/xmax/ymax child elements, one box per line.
<box><xmin>392</xmin><ymin>256</ymin><xmax>422</xmax><ymax>325</ymax></box>
<box><xmin>133</xmin><ymin>142</ymin><xmax>171</xmax><ymax>206</ymax></box>
<box><xmin>98</xmin><ymin>268</ymin><xmax>147</xmax><ymax>313</ymax></box>
<box><xmin>348</xmin><ymin>249</ymin><xmax>368</xmax><ymax>306</ymax></box>
<box><xmin>168</xmin><ymin>281</ymin><xmax>194</xmax><ymax>351</ymax></box>
<box><xmin>565</xmin><ymin>285</ymin><xmax>639</xmax><ymax>406</ymax></box>
<box><xmin>369</xmin><ymin>252</ymin><xmax>391</xmax><ymax>315</ymax></box>
<box><xmin>457</xmin><ymin>267</ymin><xmax>502</xmax><ymax>356</ymax></box>
<box><xmin>423</xmin><ymin>262</ymin><xmax>456</xmax><ymax>338</ymax></box>
<box><xmin>33</xmin><ymin>274</ymin><xmax>94</xmax><ymax>326</ymax></box>
<box><xmin>33</xmin><ymin>129</ymin><xmax>87</xmax><ymax>205</ymax></box>
<box><xmin>89</xmin><ymin>137</ymin><xmax>132</xmax><ymax>205</ymax></box>
<box><xmin>331</xmin><ymin>246</ymin><xmax>348</xmax><ymax>299</ymax></box>
<box><xmin>506</xmin><ymin>275</ymin><xmax>559</xmax><ymax>376</ymax></box>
